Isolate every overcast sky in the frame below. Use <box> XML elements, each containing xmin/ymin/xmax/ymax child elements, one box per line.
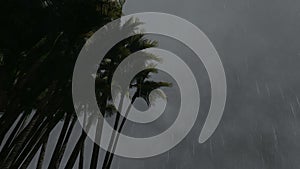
<box><xmin>123</xmin><ymin>1</ymin><xmax>300</xmax><ymax>168</ymax></box>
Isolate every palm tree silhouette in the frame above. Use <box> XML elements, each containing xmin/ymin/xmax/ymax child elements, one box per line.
<box><xmin>0</xmin><ymin>0</ymin><xmax>171</xmax><ymax>168</ymax></box>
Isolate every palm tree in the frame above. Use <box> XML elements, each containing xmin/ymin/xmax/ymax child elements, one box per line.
<box><xmin>0</xmin><ymin>0</ymin><xmax>171</xmax><ymax>168</ymax></box>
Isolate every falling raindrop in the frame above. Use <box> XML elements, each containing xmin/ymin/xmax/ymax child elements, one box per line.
<box><xmin>245</xmin><ymin>56</ymin><xmax>249</xmax><ymax>72</ymax></box>
<box><xmin>236</xmin><ymin>74</ymin><xmax>241</xmax><ymax>85</ymax></box>
<box><xmin>256</xmin><ymin>81</ymin><xmax>261</xmax><ymax>96</ymax></box>
<box><xmin>272</xmin><ymin>125</ymin><xmax>279</xmax><ymax>152</ymax></box>
<box><xmin>296</xmin><ymin>96</ymin><xmax>300</xmax><ymax>108</ymax></box>
<box><xmin>289</xmin><ymin>103</ymin><xmax>297</xmax><ymax>119</ymax></box>
<box><xmin>117</xmin><ymin>161</ymin><xmax>120</xmax><ymax>169</ymax></box>
<box><xmin>192</xmin><ymin>142</ymin><xmax>195</xmax><ymax>156</ymax></box>
<box><xmin>209</xmin><ymin>140</ymin><xmax>213</xmax><ymax>157</ymax></box>
<box><xmin>221</xmin><ymin>134</ymin><xmax>225</xmax><ymax>146</ymax></box>
<box><xmin>278</xmin><ymin>85</ymin><xmax>285</xmax><ymax>100</ymax></box>
<box><xmin>265</xmin><ymin>84</ymin><xmax>271</xmax><ymax>97</ymax></box>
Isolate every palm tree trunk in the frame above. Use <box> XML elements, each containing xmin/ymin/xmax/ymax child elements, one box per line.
<box><xmin>0</xmin><ymin>111</ymin><xmax>42</xmax><ymax>168</ymax></box>
<box><xmin>89</xmin><ymin>119</ymin><xmax>103</xmax><ymax>169</ymax></box>
<box><xmin>90</xmin><ymin>94</ymin><xmax>108</xmax><ymax>169</ymax></box>
<box><xmin>105</xmin><ymin>95</ymin><xmax>136</xmax><ymax>169</ymax></box>
<box><xmin>0</xmin><ymin>102</ymin><xmax>22</xmax><ymax>144</ymax></box>
<box><xmin>65</xmin><ymin>117</ymin><xmax>93</xmax><ymax>169</ymax></box>
<box><xmin>54</xmin><ymin>116</ymin><xmax>77</xmax><ymax>169</ymax></box>
<box><xmin>0</xmin><ymin>93</ymin><xmax>60</xmax><ymax>167</ymax></box>
<box><xmin>8</xmin><ymin>114</ymin><xmax>48</xmax><ymax>166</ymax></box>
<box><xmin>101</xmin><ymin>114</ymin><xmax>120</xmax><ymax>169</ymax></box>
<box><xmin>64</xmin><ymin>131</ymin><xmax>87</xmax><ymax>169</ymax></box>
<box><xmin>47</xmin><ymin>113</ymin><xmax>72</xmax><ymax>168</ymax></box>
<box><xmin>2</xmin><ymin>90</ymin><xmax>66</xmax><ymax>168</ymax></box>
<box><xmin>101</xmin><ymin>94</ymin><xmax>125</xmax><ymax>169</ymax></box>
<box><xmin>10</xmin><ymin>112</ymin><xmax>64</xmax><ymax>169</ymax></box>
<box><xmin>79</xmin><ymin>144</ymin><xmax>84</xmax><ymax>169</ymax></box>
<box><xmin>19</xmin><ymin>129</ymin><xmax>51</xmax><ymax>169</ymax></box>
<box><xmin>0</xmin><ymin>112</ymin><xmax>27</xmax><ymax>152</ymax></box>
<box><xmin>36</xmin><ymin>134</ymin><xmax>49</xmax><ymax>169</ymax></box>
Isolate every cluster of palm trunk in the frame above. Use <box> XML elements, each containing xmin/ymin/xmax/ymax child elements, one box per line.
<box><xmin>0</xmin><ymin>0</ymin><xmax>170</xmax><ymax>168</ymax></box>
